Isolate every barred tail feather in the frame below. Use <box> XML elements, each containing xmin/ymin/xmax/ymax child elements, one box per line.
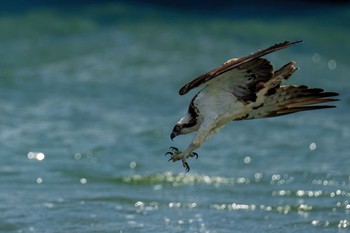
<box><xmin>249</xmin><ymin>85</ymin><xmax>339</xmax><ymax>119</ymax></box>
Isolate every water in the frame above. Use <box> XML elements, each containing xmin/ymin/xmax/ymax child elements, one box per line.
<box><xmin>1</xmin><ymin>2</ymin><xmax>349</xmax><ymax>232</ymax></box>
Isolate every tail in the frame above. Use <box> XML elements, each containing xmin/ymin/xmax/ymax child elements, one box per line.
<box><xmin>259</xmin><ymin>85</ymin><xmax>338</xmax><ymax>118</ymax></box>
<box><xmin>248</xmin><ymin>62</ymin><xmax>339</xmax><ymax>119</ymax></box>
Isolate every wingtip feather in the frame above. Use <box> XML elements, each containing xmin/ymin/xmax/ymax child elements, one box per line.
<box><xmin>179</xmin><ymin>40</ymin><xmax>304</xmax><ymax>95</ymax></box>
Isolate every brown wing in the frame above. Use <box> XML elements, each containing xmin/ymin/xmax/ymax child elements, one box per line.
<box><xmin>202</xmin><ymin>58</ymin><xmax>274</xmax><ymax>103</ymax></box>
<box><xmin>179</xmin><ymin>40</ymin><xmax>303</xmax><ymax>95</ymax></box>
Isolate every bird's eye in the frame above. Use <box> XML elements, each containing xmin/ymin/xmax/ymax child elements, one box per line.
<box><xmin>175</xmin><ymin>125</ymin><xmax>181</xmax><ymax>131</ymax></box>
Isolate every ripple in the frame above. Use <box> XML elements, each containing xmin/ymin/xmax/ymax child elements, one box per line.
<box><xmin>311</xmin><ymin>219</ymin><xmax>350</xmax><ymax>229</ymax></box>
<box><xmin>118</xmin><ymin>172</ymin><xmax>249</xmax><ymax>187</ymax></box>
<box><xmin>272</xmin><ymin>189</ymin><xmax>350</xmax><ymax>198</ymax></box>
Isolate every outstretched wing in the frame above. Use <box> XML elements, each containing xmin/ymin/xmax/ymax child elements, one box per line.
<box><xmin>201</xmin><ymin>57</ymin><xmax>274</xmax><ymax>102</ymax></box>
<box><xmin>179</xmin><ymin>40</ymin><xmax>303</xmax><ymax>96</ymax></box>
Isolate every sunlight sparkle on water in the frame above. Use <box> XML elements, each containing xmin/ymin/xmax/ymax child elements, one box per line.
<box><xmin>74</xmin><ymin>153</ymin><xmax>82</xmax><ymax>160</ymax></box>
<box><xmin>129</xmin><ymin>161</ymin><xmax>137</xmax><ymax>169</ymax></box>
<box><xmin>312</xmin><ymin>53</ymin><xmax>321</xmax><ymax>63</ymax></box>
<box><xmin>309</xmin><ymin>142</ymin><xmax>317</xmax><ymax>151</ymax></box>
<box><xmin>338</xmin><ymin>220</ymin><xmax>350</xmax><ymax>228</ymax></box>
<box><xmin>328</xmin><ymin>59</ymin><xmax>336</xmax><ymax>70</ymax></box>
<box><xmin>80</xmin><ymin>178</ymin><xmax>87</xmax><ymax>184</ymax></box>
<box><xmin>27</xmin><ymin>152</ymin><xmax>45</xmax><ymax>161</ymax></box>
<box><xmin>243</xmin><ymin>156</ymin><xmax>251</xmax><ymax>164</ymax></box>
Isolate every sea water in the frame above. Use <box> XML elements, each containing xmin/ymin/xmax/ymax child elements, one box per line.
<box><xmin>0</xmin><ymin>2</ymin><xmax>349</xmax><ymax>232</ymax></box>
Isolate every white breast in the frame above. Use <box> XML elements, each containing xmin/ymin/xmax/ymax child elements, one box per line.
<box><xmin>194</xmin><ymin>88</ymin><xmax>248</xmax><ymax>128</ymax></box>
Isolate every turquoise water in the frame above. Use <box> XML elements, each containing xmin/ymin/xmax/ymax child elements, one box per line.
<box><xmin>1</xmin><ymin>2</ymin><xmax>349</xmax><ymax>232</ymax></box>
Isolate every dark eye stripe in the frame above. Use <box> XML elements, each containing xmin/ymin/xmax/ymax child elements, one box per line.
<box><xmin>182</xmin><ymin>119</ymin><xmax>197</xmax><ymax>128</ymax></box>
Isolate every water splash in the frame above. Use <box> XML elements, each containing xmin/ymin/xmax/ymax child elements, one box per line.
<box><xmin>120</xmin><ymin>172</ymin><xmax>249</xmax><ymax>187</ymax></box>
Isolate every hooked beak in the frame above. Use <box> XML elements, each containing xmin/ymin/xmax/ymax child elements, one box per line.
<box><xmin>170</xmin><ymin>131</ymin><xmax>178</xmax><ymax>141</ymax></box>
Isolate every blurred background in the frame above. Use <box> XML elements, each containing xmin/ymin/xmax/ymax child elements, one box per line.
<box><xmin>0</xmin><ymin>1</ymin><xmax>349</xmax><ymax>232</ymax></box>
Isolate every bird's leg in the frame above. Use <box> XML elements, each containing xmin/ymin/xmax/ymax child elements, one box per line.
<box><xmin>182</xmin><ymin>118</ymin><xmax>216</xmax><ymax>160</ymax></box>
<box><xmin>165</xmin><ymin>119</ymin><xmax>217</xmax><ymax>172</ymax></box>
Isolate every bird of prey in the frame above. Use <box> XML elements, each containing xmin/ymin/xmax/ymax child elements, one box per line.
<box><xmin>166</xmin><ymin>41</ymin><xmax>339</xmax><ymax>172</ymax></box>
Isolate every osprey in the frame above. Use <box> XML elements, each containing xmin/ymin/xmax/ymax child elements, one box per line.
<box><xmin>166</xmin><ymin>41</ymin><xmax>339</xmax><ymax>172</ymax></box>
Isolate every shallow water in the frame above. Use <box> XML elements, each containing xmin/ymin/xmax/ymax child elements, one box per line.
<box><xmin>0</xmin><ymin>2</ymin><xmax>349</xmax><ymax>233</ymax></box>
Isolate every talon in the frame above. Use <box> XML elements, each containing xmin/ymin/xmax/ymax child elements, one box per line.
<box><xmin>169</xmin><ymin>146</ymin><xmax>178</xmax><ymax>152</ymax></box>
<box><xmin>184</xmin><ymin>162</ymin><xmax>190</xmax><ymax>172</ymax></box>
<box><xmin>193</xmin><ymin>152</ymin><xmax>198</xmax><ymax>159</ymax></box>
<box><xmin>165</xmin><ymin>151</ymin><xmax>173</xmax><ymax>156</ymax></box>
<box><xmin>168</xmin><ymin>158</ymin><xmax>173</xmax><ymax>162</ymax></box>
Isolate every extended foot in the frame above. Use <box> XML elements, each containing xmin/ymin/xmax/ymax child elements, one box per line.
<box><xmin>165</xmin><ymin>147</ymin><xmax>199</xmax><ymax>172</ymax></box>
<box><xmin>165</xmin><ymin>146</ymin><xmax>182</xmax><ymax>162</ymax></box>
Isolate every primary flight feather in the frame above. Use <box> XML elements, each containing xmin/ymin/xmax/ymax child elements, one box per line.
<box><xmin>166</xmin><ymin>41</ymin><xmax>339</xmax><ymax>172</ymax></box>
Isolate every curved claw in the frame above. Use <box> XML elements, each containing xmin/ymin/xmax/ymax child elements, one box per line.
<box><xmin>165</xmin><ymin>151</ymin><xmax>173</xmax><ymax>156</ymax></box>
<box><xmin>192</xmin><ymin>152</ymin><xmax>199</xmax><ymax>159</ymax></box>
<box><xmin>169</xmin><ymin>146</ymin><xmax>178</xmax><ymax>152</ymax></box>
<box><xmin>184</xmin><ymin>162</ymin><xmax>190</xmax><ymax>172</ymax></box>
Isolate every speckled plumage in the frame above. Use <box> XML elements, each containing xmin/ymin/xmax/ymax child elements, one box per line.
<box><xmin>167</xmin><ymin>41</ymin><xmax>339</xmax><ymax>172</ymax></box>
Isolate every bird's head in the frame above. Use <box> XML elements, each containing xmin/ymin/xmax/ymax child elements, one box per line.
<box><xmin>170</xmin><ymin>114</ymin><xmax>199</xmax><ymax>140</ymax></box>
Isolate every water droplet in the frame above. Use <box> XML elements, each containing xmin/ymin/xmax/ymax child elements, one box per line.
<box><xmin>311</xmin><ymin>220</ymin><xmax>320</xmax><ymax>226</ymax></box>
<box><xmin>27</xmin><ymin>152</ymin><xmax>35</xmax><ymax>159</ymax></box>
<box><xmin>338</xmin><ymin>220</ymin><xmax>349</xmax><ymax>228</ymax></box>
<box><xmin>254</xmin><ymin>172</ymin><xmax>263</xmax><ymax>181</ymax></box>
<box><xmin>153</xmin><ymin>184</ymin><xmax>163</xmax><ymax>190</ymax></box>
<box><xmin>43</xmin><ymin>202</ymin><xmax>55</xmax><ymax>208</ymax></box>
<box><xmin>271</xmin><ymin>174</ymin><xmax>281</xmax><ymax>181</ymax></box>
<box><xmin>309</xmin><ymin>142</ymin><xmax>317</xmax><ymax>151</ymax></box>
<box><xmin>135</xmin><ymin>201</ymin><xmax>144</xmax><ymax>208</ymax></box>
<box><xmin>27</xmin><ymin>152</ymin><xmax>45</xmax><ymax>161</ymax></box>
<box><xmin>74</xmin><ymin>153</ymin><xmax>82</xmax><ymax>160</ymax></box>
<box><xmin>312</xmin><ymin>53</ymin><xmax>321</xmax><ymax>63</ymax></box>
<box><xmin>328</xmin><ymin>59</ymin><xmax>336</xmax><ymax>70</ymax></box>
<box><xmin>243</xmin><ymin>156</ymin><xmax>251</xmax><ymax>164</ymax></box>
<box><xmin>80</xmin><ymin>178</ymin><xmax>87</xmax><ymax>184</ymax></box>
<box><xmin>36</xmin><ymin>177</ymin><xmax>43</xmax><ymax>184</ymax></box>
<box><xmin>178</xmin><ymin>220</ymin><xmax>184</xmax><ymax>225</ymax></box>
<box><xmin>129</xmin><ymin>161</ymin><xmax>136</xmax><ymax>169</ymax></box>
<box><xmin>36</xmin><ymin>153</ymin><xmax>45</xmax><ymax>161</ymax></box>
